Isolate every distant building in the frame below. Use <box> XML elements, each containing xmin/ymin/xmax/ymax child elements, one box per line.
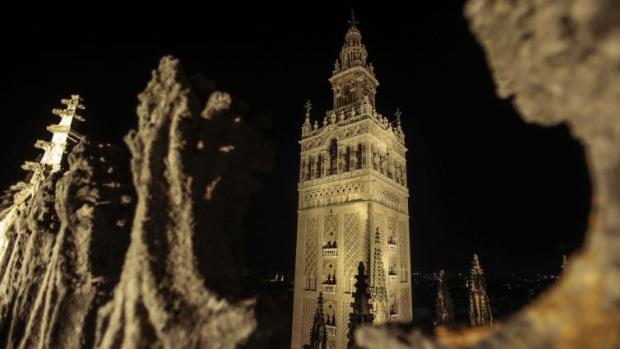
<box><xmin>291</xmin><ymin>13</ymin><xmax>412</xmax><ymax>349</ymax></box>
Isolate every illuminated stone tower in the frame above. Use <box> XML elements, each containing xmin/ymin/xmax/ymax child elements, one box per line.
<box><xmin>292</xmin><ymin>13</ymin><xmax>412</xmax><ymax>349</ymax></box>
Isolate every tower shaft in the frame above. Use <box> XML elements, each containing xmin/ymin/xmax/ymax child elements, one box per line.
<box><xmin>292</xmin><ymin>17</ymin><xmax>412</xmax><ymax>349</ymax></box>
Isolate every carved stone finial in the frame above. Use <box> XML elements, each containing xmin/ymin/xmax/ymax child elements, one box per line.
<box><xmin>395</xmin><ymin>108</ymin><xmax>402</xmax><ymax>126</ymax></box>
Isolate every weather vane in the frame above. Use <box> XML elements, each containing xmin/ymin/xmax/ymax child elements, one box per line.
<box><xmin>348</xmin><ymin>9</ymin><xmax>359</xmax><ymax>27</ymax></box>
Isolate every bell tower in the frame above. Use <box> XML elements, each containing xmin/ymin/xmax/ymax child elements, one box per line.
<box><xmin>292</xmin><ymin>12</ymin><xmax>413</xmax><ymax>349</ymax></box>
<box><xmin>330</xmin><ymin>13</ymin><xmax>378</xmax><ymax>110</ymax></box>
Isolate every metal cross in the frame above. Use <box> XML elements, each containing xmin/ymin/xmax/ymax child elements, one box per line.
<box><xmin>348</xmin><ymin>9</ymin><xmax>359</xmax><ymax>27</ymax></box>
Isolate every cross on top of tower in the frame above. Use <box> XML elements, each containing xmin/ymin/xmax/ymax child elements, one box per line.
<box><xmin>348</xmin><ymin>9</ymin><xmax>359</xmax><ymax>28</ymax></box>
<box><xmin>304</xmin><ymin>100</ymin><xmax>312</xmax><ymax>117</ymax></box>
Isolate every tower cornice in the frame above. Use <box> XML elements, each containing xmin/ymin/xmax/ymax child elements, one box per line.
<box><xmin>329</xmin><ymin>66</ymin><xmax>379</xmax><ymax>86</ymax></box>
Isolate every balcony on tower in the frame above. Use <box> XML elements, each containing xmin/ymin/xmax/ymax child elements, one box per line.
<box><xmin>389</xmin><ymin>305</ymin><xmax>398</xmax><ymax>322</ymax></box>
<box><xmin>388</xmin><ymin>266</ymin><xmax>398</xmax><ymax>283</ymax></box>
<box><xmin>388</xmin><ymin>236</ymin><xmax>397</xmax><ymax>254</ymax></box>
<box><xmin>322</xmin><ymin>273</ymin><xmax>337</xmax><ymax>294</ymax></box>
<box><xmin>322</xmin><ymin>241</ymin><xmax>338</xmax><ymax>257</ymax></box>
<box><xmin>325</xmin><ymin>315</ymin><xmax>336</xmax><ymax>336</ymax></box>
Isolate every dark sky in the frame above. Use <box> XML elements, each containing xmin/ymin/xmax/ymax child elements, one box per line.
<box><xmin>0</xmin><ymin>3</ymin><xmax>590</xmax><ymax>277</ymax></box>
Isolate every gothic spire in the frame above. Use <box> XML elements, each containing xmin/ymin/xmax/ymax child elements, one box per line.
<box><xmin>435</xmin><ymin>270</ymin><xmax>454</xmax><ymax>326</ymax></box>
<box><xmin>302</xmin><ymin>100</ymin><xmax>312</xmax><ymax>136</ymax></box>
<box><xmin>370</xmin><ymin>227</ymin><xmax>388</xmax><ymax>324</ymax></box>
<box><xmin>307</xmin><ymin>292</ymin><xmax>328</xmax><ymax>349</ymax></box>
<box><xmin>468</xmin><ymin>254</ymin><xmax>493</xmax><ymax>327</ymax></box>
<box><xmin>347</xmin><ymin>262</ymin><xmax>374</xmax><ymax>349</ymax></box>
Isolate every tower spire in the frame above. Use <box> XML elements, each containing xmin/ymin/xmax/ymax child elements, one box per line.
<box><xmin>329</xmin><ymin>11</ymin><xmax>378</xmax><ymax>110</ymax></box>
<box><xmin>468</xmin><ymin>254</ymin><xmax>493</xmax><ymax>327</ymax></box>
<box><xmin>302</xmin><ymin>100</ymin><xmax>312</xmax><ymax>136</ymax></box>
<box><xmin>435</xmin><ymin>270</ymin><xmax>454</xmax><ymax>326</ymax></box>
<box><xmin>370</xmin><ymin>227</ymin><xmax>388</xmax><ymax>324</ymax></box>
<box><xmin>347</xmin><ymin>262</ymin><xmax>373</xmax><ymax>349</ymax></box>
<box><xmin>307</xmin><ymin>292</ymin><xmax>328</xmax><ymax>349</ymax></box>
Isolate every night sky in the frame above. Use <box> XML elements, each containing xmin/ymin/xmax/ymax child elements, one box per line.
<box><xmin>0</xmin><ymin>3</ymin><xmax>590</xmax><ymax>278</ymax></box>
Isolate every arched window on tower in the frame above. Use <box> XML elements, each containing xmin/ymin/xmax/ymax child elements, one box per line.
<box><xmin>306</xmin><ymin>157</ymin><xmax>312</xmax><ymax>180</ymax></box>
<box><xmin>357</xmin><ymin>143</ymin><xmax>366</xmax><ymax>169</ymax></box>
<box><xmin>329</xmin><ymin>139</ymin><xmax>338</xmax><ymax>175</ymax></box>
<box><xmin>344</xmin><ymin>146</ymin><xmax>351</xmax><ymax>172</ymax></box>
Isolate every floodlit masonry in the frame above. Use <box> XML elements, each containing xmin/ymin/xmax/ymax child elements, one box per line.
<box><xmin>0</xmin><ymin>95</ymin><xmax>84</xmax><ymax>259</ymax></box>
<box><xmin>291</xmin><ymin>14</ymin><xmax>412</xmax><ymax>349</ymax></box>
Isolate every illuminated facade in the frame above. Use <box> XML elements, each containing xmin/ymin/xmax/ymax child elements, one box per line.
<box><xmin>291</xmin><ymin>16</ymin><xmax>412</xmax><ymax>349</ymax></box>
<box><xmin>0</xmin><ymin>95</ymin><xmax>84</xmax><ymax>256</ymax></box>
<box><xmin>22</xmin><ymin>94</ymin><xmax>85</xmax><ymax>182</ymax></box>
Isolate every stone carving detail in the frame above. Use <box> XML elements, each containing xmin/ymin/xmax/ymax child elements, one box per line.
<box><xmin>344</xmin><ymin>213</ymin><xmax>360</xmax><ymax>293</ymax></box>
<box><xmin>398</xmin><ymin>219</ymin><xmax>409</xmax><ymax>282</ymax></box>
<box><xmin>387</xmin><ymin>216</ymin><xmax>397</xmax><ymax>243</ymax></box>
<box><xmin>302</xmin><ymin>182</ymin><xmax>364</xmax><ymax>209</ymax></box>
<box><xmin>301</xmin><ymin>296</ymin><xmax>317</xmax><ymax>345</ymax></box>
<box><xmin>0</xmin><ymin>57</ymin><xmax>269</xmax><ymax>349</ymax></box>
<box><xmin>324</xmin><ymin>214</ymin><xmax>338</xmax><ymax>244</ymax></box>
<box><xmin>371</xmin><ymin>183</ymin><xmax>405</xmax><ymax>213</ymax></box>
<box><xmin>375</xmin><ymin>214</ymin><xmax>386</xmax><ymax>239</ymax></box>
<box><xmin>399</xmin><ymin>289</ymin><xmax>411</xmax><ymax>321</ymax></box>
<box><xmin>305</xmin><ymin>217</ymin><xmax>319</xmax><ymax>290</ymax></box>
<box><xmin>341</xmin><ymin>300</ymin><xmax>350</xmax><ymax>348</ymax></box>
<box><xmin>301</xmin><ymin>117</ymin><xmax>372</xmax><ymax>150</ymax></box>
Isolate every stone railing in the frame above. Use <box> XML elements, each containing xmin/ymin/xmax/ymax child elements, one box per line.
<box><xmin>388</xmin><ymin>242</ymin><xmax>397</xmax><ymax>254</ymax></box>
<box><xmin>322</xmin><ymin>284</ymin><xmax>336</xmax><ymax>294</ymax></box>
<box><xmin>326</xmin><ymin>325</ymin><xmax>336</xmax><ymax>337</ymax></box>
<box><xmin>322</xmin><ymin>248</ymin><xmax>338</xmax><ymax>257</ymax></box>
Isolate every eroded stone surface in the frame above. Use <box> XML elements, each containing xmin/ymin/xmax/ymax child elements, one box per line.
<box><xmin>0</xmin><ymin>56</ymin><xmax>271</xmax><ymax>349</ymax></box>
<box><xmin>354</xmin><ymin>1</ymin><xmax>620</xmax><ymax>348</ymax></box>
<box><xmin>0</xmin><ymin>140</ymin><xmax>134</xmax><ymax>349</ymax></box>
<box><xmin>94</xmin><ymin>56</ymin><xmax>269</xmax><ymax>349</ymax></box>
